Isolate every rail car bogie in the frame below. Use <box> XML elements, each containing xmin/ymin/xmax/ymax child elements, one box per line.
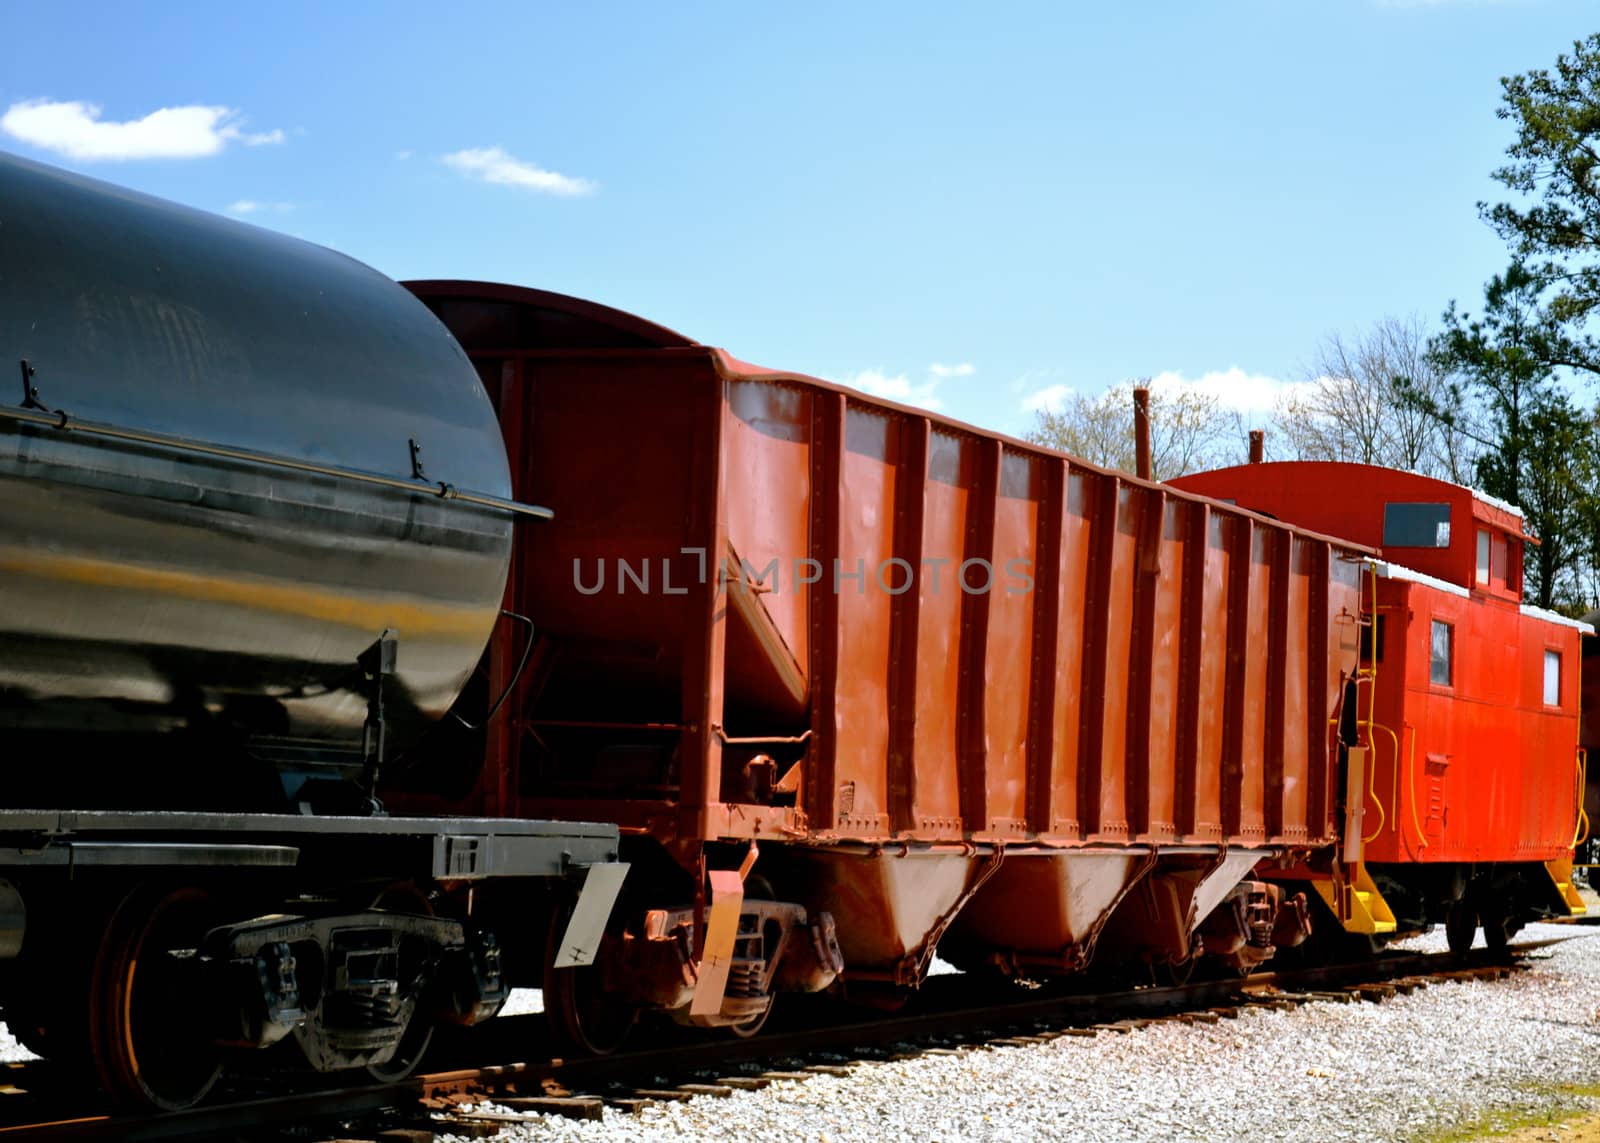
<box><xmin>0</xmin><ymin>815</ymin><xmax>622</xmax><ymax>1108</ymax></box>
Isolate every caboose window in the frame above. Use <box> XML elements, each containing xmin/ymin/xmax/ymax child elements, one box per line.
<box><xmin>1384</xmin><ymin>502</ymin><xmax>1452</xmax><ymax>548</ymax></box>
<box><xmin>1544</xmin><ymin>650</ymin><xmax>1561</xmax><ymax>706</ymax></box>
<box><xmin>1430</xmin><ymin>620</ymin><xmax>1453</xmax><ymax>685</ymax></box>
<box><xmin>1476</xmin><ymin>529</ymin><xmax>1491</xmax><ymax>585</ymax></box>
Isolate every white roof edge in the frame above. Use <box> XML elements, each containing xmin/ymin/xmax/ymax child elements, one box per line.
<box><xmin>1372</xmin><ymin>560</ymin><xmax>1470</xmax><ymax>598</ymax></box>
<box><xmin>1375</xmin><ymin>563</ymin><xmax>1595</xmax><ymax>632</ymax></box>
<box><xmin>1471</xmin><ymin>489</ymin><xmax>1525</xmax><ymax>520</ymax></box>
<box><xmin>1520</xmin><ymin>603</ymin><xmax>1596</xmax><ymax>635</ymax></box>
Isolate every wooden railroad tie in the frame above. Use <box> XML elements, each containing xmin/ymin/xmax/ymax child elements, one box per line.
<box><xmin>493</xmin><ymin>1095</ymin><xmax>606</xmax><ymax>1120</ymax></box>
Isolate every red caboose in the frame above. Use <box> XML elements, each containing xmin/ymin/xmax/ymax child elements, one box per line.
<box><xmin>1170</xmin><ymin>461</ymin><xmax>1588</xmax><ymax>949</ymax></box>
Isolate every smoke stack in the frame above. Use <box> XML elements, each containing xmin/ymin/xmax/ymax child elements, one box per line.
<box><xmin>1133</xmin><ymin>386</ymin><xmax>1151</xmax><ymax>480</ymax></box>
<box><xmin>1249</xmin><ymin>430</ymin><xmax>1264</xmax><ymax>464</ymax></box>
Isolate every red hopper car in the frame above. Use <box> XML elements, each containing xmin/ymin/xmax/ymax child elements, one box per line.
<box><xmin>389</xmin><ymin>283</ymin><xmax>1425</xmax><ymax>1049</ymax></box>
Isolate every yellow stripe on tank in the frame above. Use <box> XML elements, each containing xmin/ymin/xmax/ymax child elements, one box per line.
<box><xmin>0</xmin><ymin>549</ymin><xmax>494</xmax><ymax>639</ymax></box>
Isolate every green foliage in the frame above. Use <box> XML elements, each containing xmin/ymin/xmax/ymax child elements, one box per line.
<box><xmin>1424</xmin><ymin>263</ymin><xmax>1594</xmax><ymax>610</ymax></box>
<box><xmin>1406</xmin><ymin>32</ymin><xmax>1600</xmax><ymax>612</ymax></box>
<box><xmin>1485</xmin><ymin>34</ymin><xmax>1600</xmax><ymax>358</ymax></box>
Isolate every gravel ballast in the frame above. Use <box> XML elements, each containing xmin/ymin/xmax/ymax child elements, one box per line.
<box><xmin>443</xmin><ymin>921</ymin><xmax>1600</xmax><ymax>1143</ymax></box>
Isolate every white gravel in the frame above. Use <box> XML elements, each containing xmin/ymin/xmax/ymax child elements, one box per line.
<box><xmin>439</xmin><ymin>921</ymin><xmax>1600</xmax><ymax>1143</ymax></box>
<box><xmin>499</xmin><ymin>988</ymin><xmax>546</xmax><ymax>1017</ymax></box>
<box><xmin>0</xmin><ymin>1024</ymin><xmax>35</xmax><ymax>1065</ymax></box>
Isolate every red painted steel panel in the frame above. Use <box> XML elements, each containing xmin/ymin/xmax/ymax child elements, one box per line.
<box><xmin>1280</xmin><ymin>538</ymin><xmax>1313</xmax><ymax>843</ymax></box>
<box><xmin>724</xmin><ymin>379</ymin><xmax>813</xmax><ymax>675</ymax></box>
<box><xmin>1048</xmin><ymin>469</ymin><xmax>1093</xmax><ymax>837</ymax></box>
<box><xmin>834</xmin><ymin>405</ymin><xmax>899</xmax><ymax>836</ymax></box>
<box><xmin>1194</xmin><ymin>510</ymin><xmax>1231</xmax><ymax>840</ymax></box>
<box><xmin>1139</xmin><ymin>494</ymin><xmax>1182</xmax><ymax>843</ymax></box>
<box><xmin>1238</xmin><ymin>525</ymin><xmax>1271</xmax><ymax>843</ymax></box>
<box><xmin>401</xmin><ymin>283</ymin><xmax>1366</xmax><ymax>868</ymax></box>
<box><xmin>984</xmin><ymin>449</ymin><xmax>1038</xmax><ymax>837</ymax></box>
<box><xmin>1093</xmin><ymin>484</ymin><xmax>1139</xmax><ymax>843</ymax></box>
<box><xmin>955</xmin><ymin>439</ymin><xmax>999</xmax><ymax>837</ymax></box>
<box><xmin>912</xmin><ymin>432</ymin><xmax>970</xmax><ymax>835</ymax></box>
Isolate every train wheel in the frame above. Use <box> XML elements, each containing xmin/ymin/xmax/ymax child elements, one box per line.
<box><xmin>364</xmin><ymin>883</ymin><xmax>436</xmax><ymax>1083</ymax></box>
<box><xmin>1481</xmin><ymin>909</ymin><xmax>1515</xmax><ymax>956</ymax></box>
<box><xmin>543</xmin><ymin>903</ymin><xmax>635</xmax><ymax>1056</ymax></box>
<box><xmin>725</xmin><ymin>996</ymin><xmax>774</xmax><ymax>1039</ymax></box>
<box><xmin>88</xmin><ymin>885</ymin><xmax>224</xmax><ymax>1111</ymax></box>
<box><xmin>1444</xmin><ymin>903</ymin><xmax>1476</xmax><ymax>955</ymax></box>
<box><xmin>725</xmin><ymin>875</ymin><xmax>777</xmax><ymax>1038</ymax></box>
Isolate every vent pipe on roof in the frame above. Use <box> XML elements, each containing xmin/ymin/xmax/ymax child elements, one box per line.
<box><xmin>1133</xmin><ymin>386</ymin><xmax>1151</xmax><ymax>480</ymax></box>
<box><xmin>1249</xmin><ymin>430</ymin><xmax>1264</xmax><ymax>464</ymax></box>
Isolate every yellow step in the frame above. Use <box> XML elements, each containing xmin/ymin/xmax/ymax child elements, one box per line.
<box><xmin>1545</xmin><ymin>859</ymin><xmax>1586</xmax><ymax>915</ymax></box>
<box><xmin>1312</xmin><ymin>864</ymin><xmax>1398</xmax><ymax>935</ymax></box>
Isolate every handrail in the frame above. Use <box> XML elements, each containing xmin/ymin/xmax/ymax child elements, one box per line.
<box><xmin>1575</xmin><ymin>747</ymin><xmax>1591</xmax><ymax>848</ymax></box>
<box><xmin>1359</xmin><ymin>559</ymin><xmax>1393</xmax><ymax>844</ymax></box>
<box><xmin>0</xmin><ymin>402</ymin><xmax>553</xmax><ymax>521</ymax></box>
<box><xmin>1362</xmin><ymin>718</ymin><xmax>1397</xmax><ymax>844</ymax></box>
<box><xmin>1404</xmin><ymin>723</ymin><xmax>1428</xmax><ymax>852</ymax></box>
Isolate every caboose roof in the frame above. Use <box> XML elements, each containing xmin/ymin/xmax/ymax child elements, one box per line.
<box><xmin>1166</xmin><ymin>460</ymin><xmax>1532</xmax><ymax>596</ymax></box>
<box><xmin>1168</xmin><ymin>460</ymin><xmax>1529</xmax><ymax>543</ymax></box>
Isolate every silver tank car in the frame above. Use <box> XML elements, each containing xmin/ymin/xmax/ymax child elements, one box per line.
<box><xmin>0</xmin><ymin>151</ymin><xmax>522</xmax><ymax>796</ymax></box>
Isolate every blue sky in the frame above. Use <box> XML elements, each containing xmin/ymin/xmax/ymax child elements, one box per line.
<box><xmin>2</xmin><ymin>0</ymin><xmax>1593</xmax><ymax>437</ymax></box>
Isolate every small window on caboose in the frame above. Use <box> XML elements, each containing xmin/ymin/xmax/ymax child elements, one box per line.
<box><xmin>1544</xmin><ymin>650</ymin><xmax>1561</xmax><ymax>706</ymax></box>
<box><xmin>1385</xmin><ymin>503</ymin><xmax>1452</xmax><ymax>548</ymax></box>
<box><xmin>1430</xmin><ymin>620</ymin><xmax>1453</xmax><ymax>685</ymax></box>
<box><xmin>1476</xmin><ymin>529</ymin><xmax>1491</xmax><ymax>585</ymax></box>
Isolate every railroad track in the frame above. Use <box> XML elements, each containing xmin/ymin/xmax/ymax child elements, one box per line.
<box><xmin>0</xmin><ymin>938</ymin><xmax>1578</xmax><ymax>1142</ymax></box>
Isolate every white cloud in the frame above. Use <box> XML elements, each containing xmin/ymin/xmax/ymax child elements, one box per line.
<box><xmin>442</xmin><ymin>146</ymin><xmax>594</xmax><ymax>196</ymax></box>
<box><xmin>1145</xmin><ymin>367</ymin><xmax>1309</xmax><ymax>414</ymax></box>
<box><xmin>227</xmin><ymin>199</ymin><xmax>295</xmax><ymax>215</ymax></box>
<box><xmin>841</xmin><ymin>369</ymin><xmax>945</xmax><ymax>412</ymax></box>
<box><xmin>395</xmin><ymin>149</ymin><xmax>414</xmax><ymax>161</ymax></box>
<box><xmin>929</xmin><ymin>362</ymin><xmax>975</xmax><ymax>379</ymax></box>
<box><xmin>1021</xmin><ymin>384</ymin><xmax>1073</xmax><ymax>414</ymax></box>
<box><xmin>0</xmin><ymin>99</ymin><xmax>284</xmax><ymax>161</ymax></box>
<box><xmin>232</xmin><ymin>127</ymin><xmax>284</xmax><ymax>146</ymax></box>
